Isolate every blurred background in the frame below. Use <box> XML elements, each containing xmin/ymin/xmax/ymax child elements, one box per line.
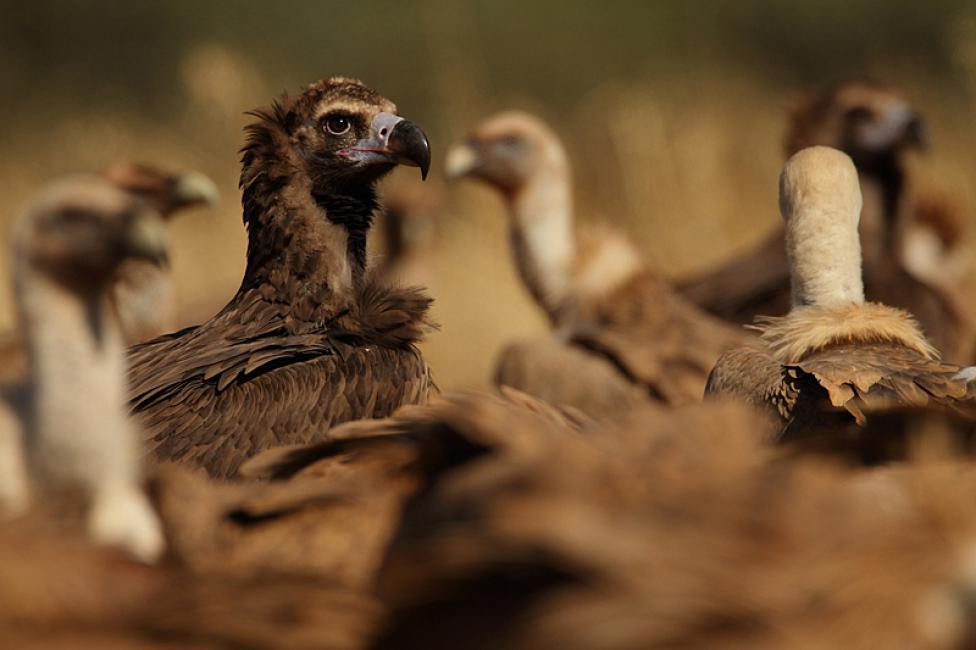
<box><xmin>3</xmin><ymin>0</ymin><xmax>976</xmax><ymax>388</ymax></box>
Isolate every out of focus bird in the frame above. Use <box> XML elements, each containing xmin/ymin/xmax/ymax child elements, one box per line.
<box><xmin>102</xmin><ymin>162</ymin><xmax>219</xmax><ymax>343</ymax></box>
<box><xmin>0</xmin><ymin>500</ymin><xmax>380</xmax><ymax>650</ymax></box>
<box><xmin>0</xmin><ymin>163</ymin><xmax>217</xmax><ymax>383</ymax></box>
<box><xmin>0</xmin><ymin>175</ymin><xmax>168</xmax><ymax>561</ymax></box>
<box><xmin>680</xmin><ymin>80</ymin><xmax>976</xmax><ymax>363</ymax></box>
<box><xmin>374</xmin><ymin>176</ymin><xmax>443</xmax><ymax>288</ymax></box>
<box><xmin>242</xmin><ymin>388</ymin><xmax>976</xmax><ymax>650</ymax></box>
<box><xmin>446</xmin><ymin>111</ymin><xmax>748</xmax><ymax>414</ymax></box>
<box><xmin>706</xmin><ymin>147</ymin><xmax>972</xmax><ymax>444</ymax></box>
<box><xmin>128</xmin><ymin>77</ymin><xmax>435</xmax><ymax>478</ymax></box>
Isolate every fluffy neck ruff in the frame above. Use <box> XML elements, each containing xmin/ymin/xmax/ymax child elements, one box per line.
<box><xmin>237</xmin><ymin>100</ymin><xmax>379</xmax><ymax>314</ymax></box>
<box><xmin>752</xmin><ymin>302</ymin><xmax>938</xmax><ymax>364</ymax></box>
<box><xmin>15</xmin><ymin>266</ymin><xmax>137</xmax><ymax>487</ymax></box>
<box><xmin>508</xmin><ymin>160</ymin><xmax>577</xmax><ymax>317</ymax></box>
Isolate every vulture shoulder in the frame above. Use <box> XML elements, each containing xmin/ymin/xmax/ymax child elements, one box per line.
<box><xmin>708</xmin><ymin>303</ymin><xmax>974</xmax><ymax>441</ymax></box>
<box><xmin>493</xmin><ymin>337</ymin><xmax>650</xmax><ymax>420</ymax></box>
<box><xmin>677</xmin><ymin>227</ymin><xmax>792</xmax><ymax>322</ymax></box>
<box><xmin>568</xmin><ymin>264</ymin><xmax>752</xmax><ymax>406</ymax></box>
<box><xmin>129</xmin><ymin>281</ymin><xmax>435</xmax><ymax>478</ymax></box>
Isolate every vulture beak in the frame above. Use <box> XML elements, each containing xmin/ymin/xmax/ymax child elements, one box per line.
<box><xmin>858</xmin><ymin>103</ymin><xmax>927</xmax><ymax>153</ymax></box>
<box><xmin>172</xmin><ymin>171</ymin><xmax>220</xmax><ymax>209</ymax></box>
<box><xmin>444</xmin><ymin>142</ymin><xmax>479</xmax><ymax>179</ymax></box>
<box><xmin>343</xmin><ymin>112</ymin><xmax>431</xmax><ymax>180</ymax></box>
<box><xmin>124</xmin><ymin>210</ymin><xmax>169</xmax><ymax>267</ymax></box>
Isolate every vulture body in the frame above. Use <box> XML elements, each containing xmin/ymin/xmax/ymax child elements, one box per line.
<box><xmin>0</xmin><ymin>175</ymin><xmax>169</xmax><ymax>561</ymax></box>
<box><xmin>706</xmin><ymin>147</ymin><xmax>973</xmax><ymax>444</ymax></box>
<box><xmin>447</xmin><ymin>111</ymin><xmax>748</xmax><ymax>415</ymax></box>
<box><xmin>0</xmin><ymin>162</ymin><xmax>217</xmax><ymax>384</ymax></box>
<box><xmin>243</xmin><ymin>389</ymin><xmax>976</xmax><ymax>650</ymax></box>
<box><xmin>680</xmin><ymin>80</ymin><xmax>976</xmax><ymax>363</ymax></box>
<box><xmin>128</xmin><ymin>78</ymin><xmax>434</xmax><ymax>478</ymax></box>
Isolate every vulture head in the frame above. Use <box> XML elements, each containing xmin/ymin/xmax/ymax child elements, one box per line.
<box><xmin>101</xmin><ymin>162</ymin><xmax>219</xmax><ymax>218</ymax></box>
<box><xmin>16</xmin><ymin>175</ymin><xmax>168</xmax><ymax>291</ymax></box>
<box><xmin>445</xmin><ymin>111</ymin><xmax>568</xmax><ymax>195</ymax></box>
<box><xmin>245</xmin><ymin>77</ymin><xmax>430</xmax><ymax>191</ymax></box>
<box><xmin>785</xmin><ymin>80</ymin><xmax>925</xmax><ymax>168</ymax></box>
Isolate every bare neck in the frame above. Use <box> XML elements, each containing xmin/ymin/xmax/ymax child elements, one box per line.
<box><xmin>507</xmin><ymin>167</ymin><xmax>577</xmax><ymax>317</ymax></box>
<box><xmin>785</xmin><ymin>204</ymin><xmax>865</xmax><ymax>309</ymax></box>
<box><xmin>16</xmin><ymin>269</ymin><xmax>134</xmax><ymax>483</ymax></box>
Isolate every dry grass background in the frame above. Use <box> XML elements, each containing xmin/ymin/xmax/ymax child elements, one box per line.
<box><xmin>4</xmin><ymin>3</ymin><xmax>976</xmax><ymax>390</ymax></box>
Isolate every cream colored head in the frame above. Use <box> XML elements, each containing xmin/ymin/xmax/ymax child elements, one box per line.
<box><xmin>779</xmin><ymin>146</ymin><xmax>864</xmax><ymax>308</ymax></box>
<box><xmin>445</xmin><ymin>111</ymin><xmax>569</xmax><ymax>195</ymax></box>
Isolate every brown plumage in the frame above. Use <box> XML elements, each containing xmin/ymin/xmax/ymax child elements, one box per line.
<box><xmin>0</xmin><ymin>501</ymin><xmax>380</xmax><ymax>650</ymax></box>
<box><xmin>243</xmin><ymin>389</ymin><xmax>976</xmax><ymax>650</ymax></box>
<box><xmin>706</xmin><ymin>147</ymin><xmax>974</xmax><ymax>445</ymax></box>
<box><xmin>680</xmin><ymin>80</ymin><xmax>975</xmax><ymax>364</ymax></box>
<box><xmin>446</xmin><ymin>111</ymin><xmax>749</xmax><ymax>414</ymax></box>
<box><xmin>128</xmin><ymin>77</ymin><xmax>435</xmax><ymax>478</ymax></box>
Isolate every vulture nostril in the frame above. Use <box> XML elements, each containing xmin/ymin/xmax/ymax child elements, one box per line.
<box><xmin>380</xmin><ymin>128</ymin><xmax>388</xmax><ymax>137</ymax></box>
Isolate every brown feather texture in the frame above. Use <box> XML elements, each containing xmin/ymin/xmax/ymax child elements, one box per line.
<box><xmin>128</xmin><ymin>77</ymin><xmax>435</xmax><ymax>478</ymax></box>
<box><xmin>234</xmin><ymin>389</ymin><xmax>976</xmax><ymax>649</ymax></box>
<box><xmin>446</xmin><ymin>111</ymin><xmax>749</xmax><ymax>414</ymax></box>
<box><xmin>679</xmin><ymin>80</ymin><xmax>976</xmax><ymax>365</ymax></box>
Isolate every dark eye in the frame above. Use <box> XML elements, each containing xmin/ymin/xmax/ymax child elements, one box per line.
<box><xmin>844</xmin><ymin>107</ymin><xmax>872</xmax><ymax>123</ymax></box>
<box><xmin>325</xmin><ymin>115</ymin><xmax>351</xmax><ymax>135</ymax></box>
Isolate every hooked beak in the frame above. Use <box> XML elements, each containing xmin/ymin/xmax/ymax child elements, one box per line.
<box><xmin>444</xmin><ymin>142</ymin><xmax>480</xmax><ymax>179</ymax></box>
<box><xmin>342</xmin><ymin>112</ymin><xmax>431</xmax><ymax>180</ymax></box>
<box><xmin>124</xmin><ymin>210</ymin><xmax>169</xmax><ymax>268</ymax></box>
<box><xmin>172</xmin><ymin>171</ymin><xmax>220</xmax><ymax>209</ymax></box>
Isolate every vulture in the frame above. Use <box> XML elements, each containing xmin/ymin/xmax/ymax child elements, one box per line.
<box><xmin>374</xmin><ymin>175</ymin><xmax>443</xmax><ymax>288</ymax></box>
<box><xmin>0</xmin><ymin>175</ymin><xmax>168</xmax><ymax>561</ymax></box>
<box><xmin>0</xmin><ymin>497</ymin><xmax>380</xmax><ymax>650</ymax></box>
<box><xmin>446</xmin><ymin>111</ymin><xmax>748</xmax><ymax>414</ymax></box>
<box><xmin>102</xmin><ymin>161</ymin><xmax>219</xmax><ymax>344</ymax></box>
<box><xmin>706</xmin><ymin>146</ymin><xmax>974</xmax><ymax>444</ymax></box>
<box><xmin>0</xmin><ymin>162</ymin><xmax>217</xmax><ymax>384</ymax></box>
<box><xmin>680</xmin><ymin>80</ymin><xmax>976</xmax><ymax>363</ymax></box>
<box><xmin>128</xmin><ymin>77</ymin><xmax>434</xmax><ymax>478</ymax></box>
<box><xmin>241</xmin><ymin>389</ymin><xmax>976</xmax><ymax>650</ymax></box>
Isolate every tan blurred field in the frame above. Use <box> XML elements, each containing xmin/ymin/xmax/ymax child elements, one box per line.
<box><xmin>4</xmin><ymin>3</ymin><xmax>976</xmax><ymax>390</ymax></box>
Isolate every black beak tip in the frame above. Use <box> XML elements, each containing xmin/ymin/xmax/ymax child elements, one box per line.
<box><xmin>391</xmin><ymin>120</ymin><xmax>432</xmax><ymax>181</ymax></box>
<box><xmin>906</xmin><ymin>114</ymin><xmax>927</xmax><ymax>150</ymax></box>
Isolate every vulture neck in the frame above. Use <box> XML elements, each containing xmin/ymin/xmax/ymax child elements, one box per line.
<box><xmin>238</xmin><ymin>116</ymin><xmax>378</xmax><ymax>322</ymax></box>
<box><xmin>785</xmin><ymin>200</ymin><xmax>865</xmax><ymax>310</ymax></box>
<box><xmin>112</xmin><ymin>259</ymin><xmax>173</xmax><ymax>344</ymax></box>
<box><xmin>508</xmin><ymin>166</ymin><xmax>577</xmax><ymax>318</ymax></box>
<box><xmin>15</xmin><ymin>267</ymin><xmax>136</xmax><ymax>486</ymax></box>
<box><xmin>855</xmin><ymin>155</ymin><xmax>906</xmax><ymax>269</ymax></box>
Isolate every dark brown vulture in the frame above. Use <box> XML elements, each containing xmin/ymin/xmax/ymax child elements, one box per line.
<box><xmin>680</xmin><ymin>80</ymin><xmax>976</xmax><ymax>364</ymax></box>
<box><xmin>128</xmin><ymin>77</ymin><xmax>434</xmax><ymax>479</ymax></box>
<box><xmin>0</xmin><ymin>174</ymin><xmax>168</xmax><ymax>561</ymax></box>
<box><xmin>706</xmin><ymin>147</ymin><xmax>974</xmax><ymax>446</ymax></box>
<box><xmin>446</xmin><ymin>111</ymin><xmax>749</xmax><ymax>415</ymax></box>
<box><xmin>0</xmin><ymin>163</ymin><xmax>218</xmax><ymax>382</ymax></box>
<box><xmin>240</xmin><ymin>389</ymin><xmax>976</xmax><ymax>650</ymax></box>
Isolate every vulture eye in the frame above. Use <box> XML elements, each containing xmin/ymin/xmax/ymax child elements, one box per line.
<box><xmin>844</xmin><ymin>107</ymin><xmax>873</xmax><ymax>123</ymax></box>
<box><xmin>324</xmin><ymin>115</ymin><xmax>351</xmax><ymax>136</ymax></box>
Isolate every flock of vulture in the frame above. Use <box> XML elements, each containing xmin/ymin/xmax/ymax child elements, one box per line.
<box><xmin>4</xmin><ymin>75</ymin><xmax>976</xmax><ymax>648</ymax></box>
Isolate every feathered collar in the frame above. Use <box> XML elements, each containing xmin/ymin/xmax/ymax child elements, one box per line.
<box><xmin>751</xmin><ymin>302</ymin><xmax>938</xmax><ymax>364</ymax></box>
